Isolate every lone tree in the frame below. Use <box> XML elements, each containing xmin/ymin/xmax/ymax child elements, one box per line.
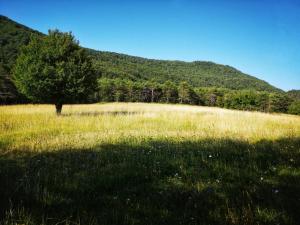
<box><xmin>13</xmin><ymin>30</ymin><xmax>97</xmax><ymax>114</ymax></box>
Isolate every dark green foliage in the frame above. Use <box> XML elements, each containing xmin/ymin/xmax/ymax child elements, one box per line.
<box><xmin>287</xmin><ymin>90</ymin><xmax>300</xmax><ymax>101</ymax></box>
<box><xmin>288</xmin><ymin>101</ymin><xmax>300</xmax><ymax>115</ymax></box>
<box><xmin>0</xmin><ymin>16</ymin><xmax>42</xmax><ymax>72</ymax></box>
<box><xmin>97</xmin><ymin>78</ymin><xmax>162</xmax><ymax>103</ymax></box>
<box><xmin>162</xmin><ymin>81</ymin><xmax>178</xmax><ymax>103</ymax></box>
<box><xmin>97</xmin><ymin>78</ymin><xmax>115</xmax><ymax>102</ymax></box>
<box><xmin>0</xmin><ymin>15</ymin><xmax>43</xmax><ymax>103</ymax></box>
<box><xmin>178</xmin><ymin>81</ymin><xmax>198</xmax><ymax>104</ymax></box>
<box><xmin>221</xmin><ymin>90</ymin><xmax>270</xmax><ymax>112</ymax></box>
<box><xmin>286</xmin><ymin>90</ymin><xmax>300</xmax><ymax>115</ymax></box>
<box><xmin>1</xmin><ymin>138</ymin><xmax>299</xmax><ymax>224</ymax></box>
<box><xmin>0</xmin><ymin>64</ymin><xmax>23</xmax><ymax>104</ymax></box>
<box><xmin>13</xmin><ymin>30</ymin><xmax>97</xmax><ymax>114</ymax></box>
<box><xmin>89</xmin><ymin>50</ymin><xmax>281</xmax><ymax>92</ymax></box>
<box><xmin>195</xmin><ymin>87</ymin><xmax>227</xmax><ymax>107</ymax></box>
<box><xmin>194</xmin><ymin>88</ymin><xmax>288</xmax><ymax>113</ymax></box>
<box><xmin>96</xmin><ymin>78</ymin><xmax>296</xmax><ymax>114</ymax></box>
<box><xmin>268</xmin><ymin>93</ymin><xmax>291</xmax><ymax>113</ymax></box>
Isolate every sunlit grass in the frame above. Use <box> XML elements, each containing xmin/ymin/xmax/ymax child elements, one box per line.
<box><xmin>0</xmin><ymin>103</ymin><xmax>300</xmax><ymax>225</ymax></box>
<box><xmin>1</xmin><ymin>103</ymin><xmax>299</xmax><ymax>152</ymax></box>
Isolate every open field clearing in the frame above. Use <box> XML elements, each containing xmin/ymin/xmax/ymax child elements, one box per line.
<box><xmin>1</xmin><ymin>103</ymin><xmax>300</xmax><ymax>152</ymax></box>
<box><xmin>1</xmin><ymin>103</ymin><xmax>300</xmax><ymax>225</ymax></box>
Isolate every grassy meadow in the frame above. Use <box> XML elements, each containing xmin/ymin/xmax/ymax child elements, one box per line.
<box><xmin>0</xmin><ymin>103</ymin><xmax>300</xmax><ymax>225</ymax></box>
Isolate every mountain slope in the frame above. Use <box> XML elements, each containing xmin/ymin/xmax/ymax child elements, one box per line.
<box><xmin>0</xmin><ymin>15</ymin><xmax>42</xmax><ymax>103</ymax></box>
<box><xmin>287</xmin><ymin>90</ymin><xmax>300</xmax><ymax>100</ymax></box>
<box><xmin>0</xmin><ymin>15</ymin><xmax>281</xmax><ymax>103</ymax></box>
<box><xmin>89</xmin><ymin>49</ymin><xmax>280</xmax><ymax>91</ymax></box>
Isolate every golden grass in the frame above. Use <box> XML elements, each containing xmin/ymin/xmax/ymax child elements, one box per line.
<box><xmin>1</xmin><ymin>103</ymin><xmax>300</xmax><ymax>152</ymax></box>
<box><xmin>1</xmin><ymin>103</ymin><xmax>300</xmax><ymax>224</ymax></box>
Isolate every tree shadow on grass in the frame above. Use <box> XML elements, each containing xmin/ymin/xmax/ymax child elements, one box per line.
<box><xmin>0</xmin><ymin>137</ymin><xmax>299</xmax><ymax>225</ymax></box>
<box><xmin>61</xmin><ymin>111</ymin><xmax>141</xmax><ymax>117</ymax></box>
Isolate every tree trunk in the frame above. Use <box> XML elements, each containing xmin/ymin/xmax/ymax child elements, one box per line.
<box><xmin>55</xmin><ymin>103</ymin><xmax>63</xmax><ymax>115</ymax></box>
<box><xmin>151</xmin><ymin>88</ymin><xmax>154</xmax><ymax>103</ymax></box>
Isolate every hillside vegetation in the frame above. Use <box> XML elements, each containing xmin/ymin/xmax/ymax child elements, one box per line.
<box><xmin>0</xmin><ymin>15</ymin><xmax>281</xmax><ymax>104</ymax></box>
<box><xmin>287</xmin><ymin>90</ymin><xmax>300</xmax><ymax>100</ymax></box>
<box><xmin>0</xmin><ymin>103</ymin><xmax>300</xmax><ymax>225</ymax></box>
<box><xmin>0</xmin><ymin>15</ymin><xmax>41</xmax><ymax>102</ymax></box>
<box><xmin>89</xmin><ymin>49</ymin><xmax>280</xmax><ymax>91</ymax></box>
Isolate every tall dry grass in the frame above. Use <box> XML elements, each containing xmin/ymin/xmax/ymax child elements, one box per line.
<box><xmin>1</xmin><ymin>103</ymin><xmax>299</xmax><ymax>152</ymax></box>
<box><xmin>1</xmin><ymin>103</ymin><xmax>300</xmax><ymax>225</ymax></box>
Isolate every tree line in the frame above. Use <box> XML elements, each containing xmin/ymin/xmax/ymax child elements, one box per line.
<box><xmin>9</xmin><ymin>29</ymin><xmax>300</xmax><ymax>115</ymax></box>
<box><xmin>95</xmin><ymin>78</ymin><xmax>300</xmax><ymax>115</ymax></box>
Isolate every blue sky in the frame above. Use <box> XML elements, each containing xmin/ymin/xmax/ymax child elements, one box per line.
<box><xmin>1</xmin><ymin>0</ymin><xmax>300</xmax><ymax>91</ymax></box>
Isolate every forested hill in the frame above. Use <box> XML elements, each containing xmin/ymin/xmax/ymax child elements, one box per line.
<box><xmin>0</xmin><ymin>15</ymin><xmax>42</xmax><ymax>102</ymax></box>
<box><xmin>287</xmin><ymin>90</ymin><xmax>300</xmax><ymax>100</ymax></box>
<box><xmin>88</xmin><ymin>49</ymin><xmax>281</xmax><ymax>91</ymax></box>
<box><xmin>0</xmin><ymin>15</ymin><xmax>281</xmax><ymax>103</ymax></box>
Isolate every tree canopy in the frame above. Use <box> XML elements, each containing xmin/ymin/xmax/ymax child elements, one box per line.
<box><xmin>13</xmin><ymin>29</ymin><xmax>97</xmax><ymax>114</ymax></box>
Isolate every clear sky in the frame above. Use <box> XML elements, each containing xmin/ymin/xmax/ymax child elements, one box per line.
<box><xmin>1</xmin><ymin>0</ymin><xmax>300</xmax><ymax>91</ymax></box>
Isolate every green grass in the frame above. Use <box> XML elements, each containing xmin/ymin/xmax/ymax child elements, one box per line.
<box><xmin>0</xmin><ymin>103</ymin><xmax>300</xmax><ymax>225</ymax></box>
